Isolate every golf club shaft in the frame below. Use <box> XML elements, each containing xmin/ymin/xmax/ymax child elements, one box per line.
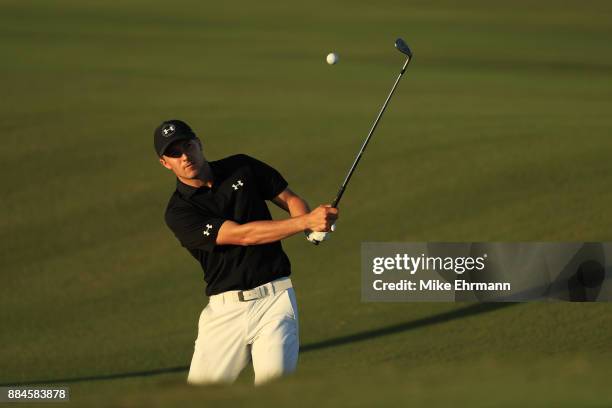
<box><xmin>331</xmin><ymin>56</ymin><xmax>412</xmax><ymax>208</ymax></box>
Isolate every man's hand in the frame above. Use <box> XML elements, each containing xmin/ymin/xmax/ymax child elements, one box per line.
<box><xmin>305</xmin><ymin>230</ymin><xmax>329</xmax><ymax>244</ymax></box>
<box><xmin>304</xmin><ymin>205</ymin><xmax>338</xmax><ymax>245</ymax></box>
<box><xmin>305</xmin><ymin>222</ymin><xmax>337</xmax><ymax>244</ymax></box>
<box><xmin>304</xmin><ymin>205</ymin><xmax>339</xmax><ymax>232</ymax></box>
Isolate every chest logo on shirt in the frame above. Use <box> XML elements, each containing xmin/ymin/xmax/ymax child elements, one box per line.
<box><xmin>232</xmin><ymin>180</ymin><xmax>244</xmax><ymax>191</ymax></box>
<box><xmin>202</xmin><ymin>224</ymin><xmax>213</xmax><ymax>236</ymax></box>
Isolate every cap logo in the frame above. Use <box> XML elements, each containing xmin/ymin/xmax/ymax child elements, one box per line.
<box><xmin>162</xmin><ymin>124</ymin><xmax>176</xmax><ymax>137</ymax></box>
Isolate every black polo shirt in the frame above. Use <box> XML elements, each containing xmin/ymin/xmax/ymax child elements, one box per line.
<box><xmin>164</xmin><ymin>154</ymin><xmax>292</xmax><ymax>296</ymax></box>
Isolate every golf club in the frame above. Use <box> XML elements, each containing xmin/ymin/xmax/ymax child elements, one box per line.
<box><xmin>331</xmin><ymin>38</ymin><xmax>413</xmax><ymax>209</ymax></box>
<box><xmin>310</xmin><ymin>38</ymin><xmax>412</xmax><ymax>245</ymax></box>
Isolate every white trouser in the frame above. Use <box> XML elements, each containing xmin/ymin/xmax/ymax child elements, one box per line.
<box><xmin>187</xmin><ymin>277</ymin><xmax>299</xmax><ymax>386</ymax></box>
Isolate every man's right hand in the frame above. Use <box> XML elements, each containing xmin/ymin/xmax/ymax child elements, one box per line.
<box><xmin>304</xmin><ymin>205</ymin><xmax>339</xmax><ymax>232</ymax></box>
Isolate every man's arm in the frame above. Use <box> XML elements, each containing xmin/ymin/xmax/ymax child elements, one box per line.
<box><xmin>271</xmin><ymin>187</ymin><xmax>310</xmax><ymax>217</ymax></box>
<box><xmin>272</xmin><ymin>187</ymin><xmax>331</xmax><ymax>242</ymax></box>
<box><xmin>216</xmin><ymin>202</ymin><xmax>338</xmax><ymax>246</ymax></box>
<box><xmin>272</xmin><ymin>187</ymin><xmax>334</xmax><ymax>244</ymax></box>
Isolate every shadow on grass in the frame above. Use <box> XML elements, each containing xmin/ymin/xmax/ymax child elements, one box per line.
<box><xmin>1</xmin><ymin>303</ymin><xmax>515</xmax><ymax>386</ymax></box>
<box><xmin>301</xmin><ymin>302</ymin><xmax>515</xmax><ymax>352</ymax></box>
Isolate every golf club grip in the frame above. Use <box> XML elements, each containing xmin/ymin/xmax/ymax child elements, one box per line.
<box><xmin>331</xmin><ymin>186</ymin><xmax>345</xmax><ymax>208</ymax></box>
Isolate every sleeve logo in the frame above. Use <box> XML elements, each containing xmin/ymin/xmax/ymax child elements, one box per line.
<box><xmin>203</xmin><ymin>224</ymin><xmax>213</xmax><ymax>236</ymax></box>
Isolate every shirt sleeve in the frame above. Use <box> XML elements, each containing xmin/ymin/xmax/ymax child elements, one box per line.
<box><xmin>165</xmin><ymin>205</ymin><xmax>226</xmax><ymax>252</ymax></box>
<box><xmin>240</xmin><ymin>154</ymin><xmax>288</xmax><ymax>200</ymax></box>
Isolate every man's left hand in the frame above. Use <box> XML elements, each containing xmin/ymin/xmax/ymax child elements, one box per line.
<box><xmin>306</xmin><ymin>230</ymin><xmax>329</xmax><ymax>244</ymax></box>
<box><xmin>305</xmin><ymin>223</ymin><xmax>336</xmax><ymax>244</ymax></box>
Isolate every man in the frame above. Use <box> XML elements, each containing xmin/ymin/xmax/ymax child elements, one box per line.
<box><xmin>153</xmin><ymin>119</ymin><xmax>338</xmax><ymax>385</ymax></box>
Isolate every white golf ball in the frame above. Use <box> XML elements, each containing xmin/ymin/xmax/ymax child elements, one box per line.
<box><xmin>326</xmin><ymin>53</ymin><xmax>339</xmax><ymax>65</ymax></box>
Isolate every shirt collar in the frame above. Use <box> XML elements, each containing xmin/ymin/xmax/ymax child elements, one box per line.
<box><xmin>176</xmin><ymin>178</ymin><xmax>201</xmax><ymax>198</ymax></box>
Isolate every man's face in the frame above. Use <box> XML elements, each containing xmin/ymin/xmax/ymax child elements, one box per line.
<box><xmin>159</xmin><ymin>138</ymin><xmax>205</xmax><ymax>179</ymax></box>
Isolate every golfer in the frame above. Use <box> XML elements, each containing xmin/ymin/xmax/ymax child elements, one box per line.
<box><xmin>154</xmin><ymin>119</ymin><xmax>338</xmax><ymax>385</ymax></box>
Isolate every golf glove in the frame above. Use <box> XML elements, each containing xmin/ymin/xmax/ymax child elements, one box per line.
<box><xmin>306</xmin><ymin>230</ymin><xmax>328</xmax><ymax>244</ymax></box>
<box><xmin>305</xmin><ymin>224</ymin><xmax>336</xmax><ymax>244</ymax></box>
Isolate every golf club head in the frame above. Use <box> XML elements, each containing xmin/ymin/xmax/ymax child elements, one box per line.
<box><xmin>395</xmin><ymin>38</ymin><xmax>413</xmax><ymax>58</ymax></box>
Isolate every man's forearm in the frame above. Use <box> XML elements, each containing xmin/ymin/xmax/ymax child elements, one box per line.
<box><xmin>217</xmin><ymin>193</ymin><xmax>333</xmax><ymax>246</ymax></box>
<box><xmin>239</xmin><ymin>197</ymin><xmax>310</xmax><ymax>245</ymax></box>
<box><xmin>235</xmin><ymin>216</ymin><xmax>308</xmax><ymax>245</ymax></box>
<box><xmin>287</xmin><ymin>196</ymin><xmax>310</xmax><ymax>218</ymax></box>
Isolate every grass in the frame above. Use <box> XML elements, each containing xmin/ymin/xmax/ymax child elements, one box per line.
<box><xmin>1</xmin><ymin>0</ymin><xmax>612</xmax><ymax>406</ymax></box>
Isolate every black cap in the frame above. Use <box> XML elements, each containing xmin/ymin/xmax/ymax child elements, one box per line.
<box><xmin>154</xmin><ymin>119</ymin><xmax>197</xmax><ymax>157</ymax></box>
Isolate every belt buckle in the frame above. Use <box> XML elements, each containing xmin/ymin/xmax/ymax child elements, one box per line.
<box><xmin>238</xmin><ymin>286</ymin><xmax>269</xmax><ymax>302</ymax></box>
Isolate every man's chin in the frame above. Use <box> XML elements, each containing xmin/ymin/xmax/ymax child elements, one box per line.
<box><xmin>183</xmin><ymin>169</ymin><xmax>200</xmax><ymax>179</ymax></box>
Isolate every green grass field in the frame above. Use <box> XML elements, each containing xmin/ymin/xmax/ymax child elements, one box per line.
<box><xmin>2</xmin><ymin>0</ymin><xmax>612</xmax><ymax>406</ymax></box>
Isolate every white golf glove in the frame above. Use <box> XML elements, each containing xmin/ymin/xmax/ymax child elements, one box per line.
<box><xmin>306</xmin><ymin>230</ymin><xmax>329</xmax><ymax>244</ymax></box>
<box><xmin>305</xmin><ymin>224</ymin><xmax>336</xmax><ymax>245</ymax></box>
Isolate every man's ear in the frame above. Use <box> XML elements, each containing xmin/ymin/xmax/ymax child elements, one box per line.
<box><xmin>159</xmin><ymin>157</ymin><xmax>172</xmax><ymax>170</ymax></box>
